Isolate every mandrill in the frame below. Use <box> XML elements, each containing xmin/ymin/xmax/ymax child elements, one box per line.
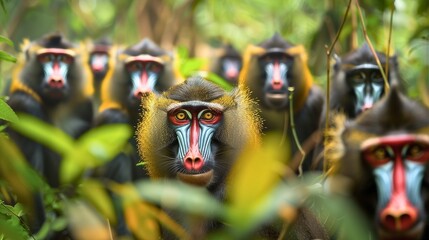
<box><xmin>6</xmin><ymin>33</ymin><xmax>93</xmax><ymax>232</ymax></box>
<box><xmin>138</xmin><ymin>76</ymin><xmax>260</xmax><ymax>191</ymax></box>
<box><xmin>137</xmin><ymin>76</ymin><xmax>261</xmax><ymax>237</ymax></box>
<box><xmin>239</xmin><ymin>33</ymin><xmax>325</xmax><ymax>172</ymax></box>
<box><xmin>325</xmin><ymin>86</ymin><xmax>429</xmax><ymax>240</ymax></box>
<box><xmin>94</xmin><ymin>38</ymin><xmax>179</xmax><ymax>182</ymax></box>
<box><xmin>329</xmin><ymin>43</ymin><xmax>405</xmax><ymax>119</ymax></box>
<box><xmin>210</xmin><ymin>43</ymin><xmax>243</xmax><ymax>86</ymax></box>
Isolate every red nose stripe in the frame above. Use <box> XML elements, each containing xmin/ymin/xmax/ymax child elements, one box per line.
<box><xmin>48</xmin><ymin>62</ymin><xmax>64</xmax><ymax>88</ymax></box>
<box><xmin>271</xmin><ymin>61</ymin><xmax>283</xmax><ymax>90</ymax></box>
<box><xmin>183</xmin><ymin>117</ymin><xmax>204</xmax><ymax>170</ymax></box>
<box><xmin>133</xmin><ymin>70</ymin><xmax>151</xmax><ymax>97</ymax></box>
<box><xmin>380</xmin><ymin>155</ymin><xmax>418</xmax><ymax>231</ymax></box>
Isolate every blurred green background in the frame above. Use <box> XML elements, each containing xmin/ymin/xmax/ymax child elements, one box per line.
<box><xmin>0</xmin><ymin>0</ymin><xmax>428</xmax><ymax>98</ymax></box>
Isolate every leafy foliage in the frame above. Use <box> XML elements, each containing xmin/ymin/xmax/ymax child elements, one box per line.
<box><xmin>0</xmin><ymin>35</ymin><xmax>16</xmax><ymax>63</ymax></box>
<box><xmin>0</xmin><ymin>98</ymin><xmax>18</xmax><ymax>123</ymax></box>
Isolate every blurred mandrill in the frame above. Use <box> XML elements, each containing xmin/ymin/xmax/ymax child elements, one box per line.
<box><xmin>329</xmin><ymin>43</ymin><xmax>404</xmax><ymax>118</ymax></box>
<box><xmin>86</xmin><ymin>37</ymin><xmax>115</xmax><ymax>108</ymax></box>
<box><xmin>8</xmin><ymin>33</ymin><xmax>94</xmax><ymax>184</ymax></box>
<box><xmin>96</xmin><ymin>38</ymin><xmax>178</xmax><ymax>127</ymax></box>
<box><xmin>137</xmin><ymin>76</ymin><xmax>261</xmax><ymax>237</ymax></box>
<box><xmin>94</xmin><ymin>38</ymin><xmax>179</xmax><ymax>182</ymax></box>
<box><xmin>6</xmin><ymin>33</ymin><xmax>93</xmax><ymax>232</ymax></box>
<box><xmin>325</xmin><ymin>86</ymin><xmax>429</xmax><ymax>240</ymax></box>
<box><xmin>210</xmin><ymin>44</ymin><xmax>243</xmax><ymax>86</ymax></box>
<box><xmin>239</xmin><ymin>33</ymin><xmax>324</xmax><ymax>172</ymax></box>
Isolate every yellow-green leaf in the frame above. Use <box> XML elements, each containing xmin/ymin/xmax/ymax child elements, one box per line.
<box><xmin>124</xmin><ymin>201</ymin><xmax>160</xmax><ymax>240</ymax></box>
<box><xmin>60</xmin><ymin>124</ymin><xmax>131</xmax><ymax>184</ymax></box>
<box><xmin>0</xmin><ymin>99</ymin><xmax>19</xmax><ymax>123</ymax></box>
<box><xmin>65</xmin><ymin>200</ymin><xmax>112</xmax><ymax>240</ymax></box>
<box><xmin>79</xmin><ymin>179</ymin><xmax>116</xmax><ymax>225</ymax></box>
<box><xmin>227</xmin><ymin>133</ymin><xmax>287</xmax><ymax>214</ymax></box>
<box><xmin>10</xmin><ymin>114</ymin><xmax>74</xmax><ymax>155</ymax></box>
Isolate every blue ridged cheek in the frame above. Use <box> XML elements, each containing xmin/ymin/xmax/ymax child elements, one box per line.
<box><xmin>373</xmin><ymin>161</ymin><xmax>425</xmax><ymax>213</ymax></box>
<box><xmin>174</xmin><ymin>123</ymin><xmax>191</xmax><ymax>161</ymax></box>
<box><xmin>198</xmin><ymin>123</ymin><xmax>219</xmax><ymax>162</ymax></box>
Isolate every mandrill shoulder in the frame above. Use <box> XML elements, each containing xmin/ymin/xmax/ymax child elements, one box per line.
<box><xmin>299</xmin><ymin>84</ymin><xmax>325</xmax><ymax>119</ymax></box>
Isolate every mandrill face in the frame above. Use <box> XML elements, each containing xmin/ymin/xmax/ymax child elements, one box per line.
<box><xmin>329</xmin><ymin>87</ymin><xmax>429</xmax><ymax>240</ymax></box>
<box><xmin>137</xmin><ymin>76</ymin><xmax>261</xmax><ymax>192</ymax></box>
<box><xmin>361</xmin><ymin>134</ymin><xmax>429</xmax><ymax>240</ymax></box>
<box><xmin>167</xmin><ymin>103</ymin><xmax>224</xmax><ymax>187</ymax></box>
<box><xmin>258</xmin><ymin>51</ymin><xmax>294</xmax><ymax>110</ymax></box>
<box><xmin>37</xmin><ymin>48</ymin><xmax>75</xmax><ymax>102</ymax></box>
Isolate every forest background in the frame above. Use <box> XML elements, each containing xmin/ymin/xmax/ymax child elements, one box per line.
<box><xmin>0</xmin><ymin>0</ymin><xmax>428</xmax><ymax>239</ymax></box>
<box><xmin>0</xmin><ymin>0</ymin><xmax>428</xmax><ymax>98</ymax></box>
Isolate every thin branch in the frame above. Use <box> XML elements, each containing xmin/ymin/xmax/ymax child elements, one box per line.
<box><xmin>351</xmin><ymin>2</ymin><xmax>358</xmax><ymax>49</ymax></box>
<box><xmin>279</xmin><ymin>110</ymin><xmax>289</xmax><ymax>148</ymax></box>
<box><xmin>354</xmin><ymin>0</ymin><xmax>390</xmax><ymax>92</ymax></box>
<box><xmin>323</xmin><ymin>0</ymin><xmax>353</xmax><ymax>173</ymax></box>
<box><xmin>385</xmin><ymin>1</ymin><xmax>395</xmax><ymax>82</ymax></box>
<box><xmin>288</xmin><ymin>87</ymin><xmax>305</xmax><ymax>177</ymax></box>
<box><xmin>107</xmin><ymin>218</ymin><xmax>113</xmax><ymax>240</ymax></box>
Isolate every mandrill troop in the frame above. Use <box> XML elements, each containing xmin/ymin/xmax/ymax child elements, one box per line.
<box><xmin>326</xmin><ymin>86</ymin><xmax>429</xmax><ymax>240</ymax></box>
<box><xmin>137</xmin><ymin>76</ymin><xmax>261</xmax><ymax>238</ymax></box>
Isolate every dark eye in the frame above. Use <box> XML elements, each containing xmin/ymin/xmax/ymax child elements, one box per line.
<box><xmin>363</xmin><ymin>145</ymin><xmax>392</xmax><ymax>167</ymax></box>
<box><xmin>149</xmin><ymin>63</ymin><xmax>162</xmax><ymax>73</ymax></box>
<box><xmin>201</xmin><ymin>111</ymin><xmax>214</xmax><ymax>120</ymax></box>
<box><xmin>38</xmin><ymin>54</ymin><xmax>52</xmax><ymax>63</ymax></box>
<box><xmin>127</xmin><ymin>62</ymin><xmax>140</xmax><ymax>72</ymax></box>
<box><xmin>373</xmin><ymin>147</ymin><xmax>388</xmax><ymax>160</ymax></box>
<box><xmin>371</xmin><ymin>71</ymin><xmax>384</xmax><ymax>84</ymax></box>
<box><xmin>262</xmin><ymin>56</ymin><xmax>272</xmax><ymax>63</ymax></box>
<box><xmin>176</xmin><ymin>111</ymin><xmax>187</xmax><ymax>120</ymax></box>
<box><xmin>406</xmin><ymin>144</ymin><xmax>423</xmax><ymax>158</ymax></box>
<box><xmin>349</xmin><ymin>72</ymin><xmax>366</xmax><ymax>84</ymax></box>
<box><xmin>57</xmin><ymin>54</ymin><xmax>73</xmax><ymax>64</ymax></box>
<box><xmin>279</xmin><ymin>55</ymin><xmax>288</xmax><ymax>62</ymax></box>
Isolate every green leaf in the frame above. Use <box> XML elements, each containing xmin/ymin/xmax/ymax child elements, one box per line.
<box><xmin>0</xmin><ymin>125</ymin><xmax>7</xmax><ymax>132</ymax></box>
<box><xmin>205</xmin><ymin>72</ymin><xmax>234</xmax><ymax>91</ymax></box>
<box><xmin>60</xmin><ymin>124</ymin><xmax>132</xmax><ymax>184</ymax></box>
<box><xmin>0</xmin><ymin>136</ymin><xmax>47</xmax><ymax>205</ymax></box>
<box><xmin>177</xmin><ymin>45</ymin><xmax>189</xmax><ymax>59</ymax></box>
<box><xmin>124</xmin><ymin>180</ymin><xmax>225</xmax><ymax>219</ymax></box>
<box><xmin>10</xmin><ymin>114</ymin><xmax>75</xmax><ymax>155</ymax></box>
<box><xmin>76</xmin><ymin>124</ymin><xmax>132</xmax><ymax>162</ymax></box>
<box><xmin>0</xmin><ymin>218</ymin><xmax>29</xmax><ymax>240</ymax></box>
<box><xmin>227</xmin><ymin>133</ymin><xmax>287</xmax><ymax>213</ymax></box>
<box><xmin>0</xmin><ymin>99</ymin><xmax>19</xmax><ymax>123</ymax></box>
<box><xmin>0</xmin><ymin>50</ymin><xmax>17</xmax><ymax>63</ymax></box>
<box><xmin>0</xmin><ymin>35</ymin><xmax>14</xmax><ymax>47</ymax></box>
<box><xmin>176</xmin><ymin>45</ymin><xmax>207</xmax><ymax>78</ymax></box>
